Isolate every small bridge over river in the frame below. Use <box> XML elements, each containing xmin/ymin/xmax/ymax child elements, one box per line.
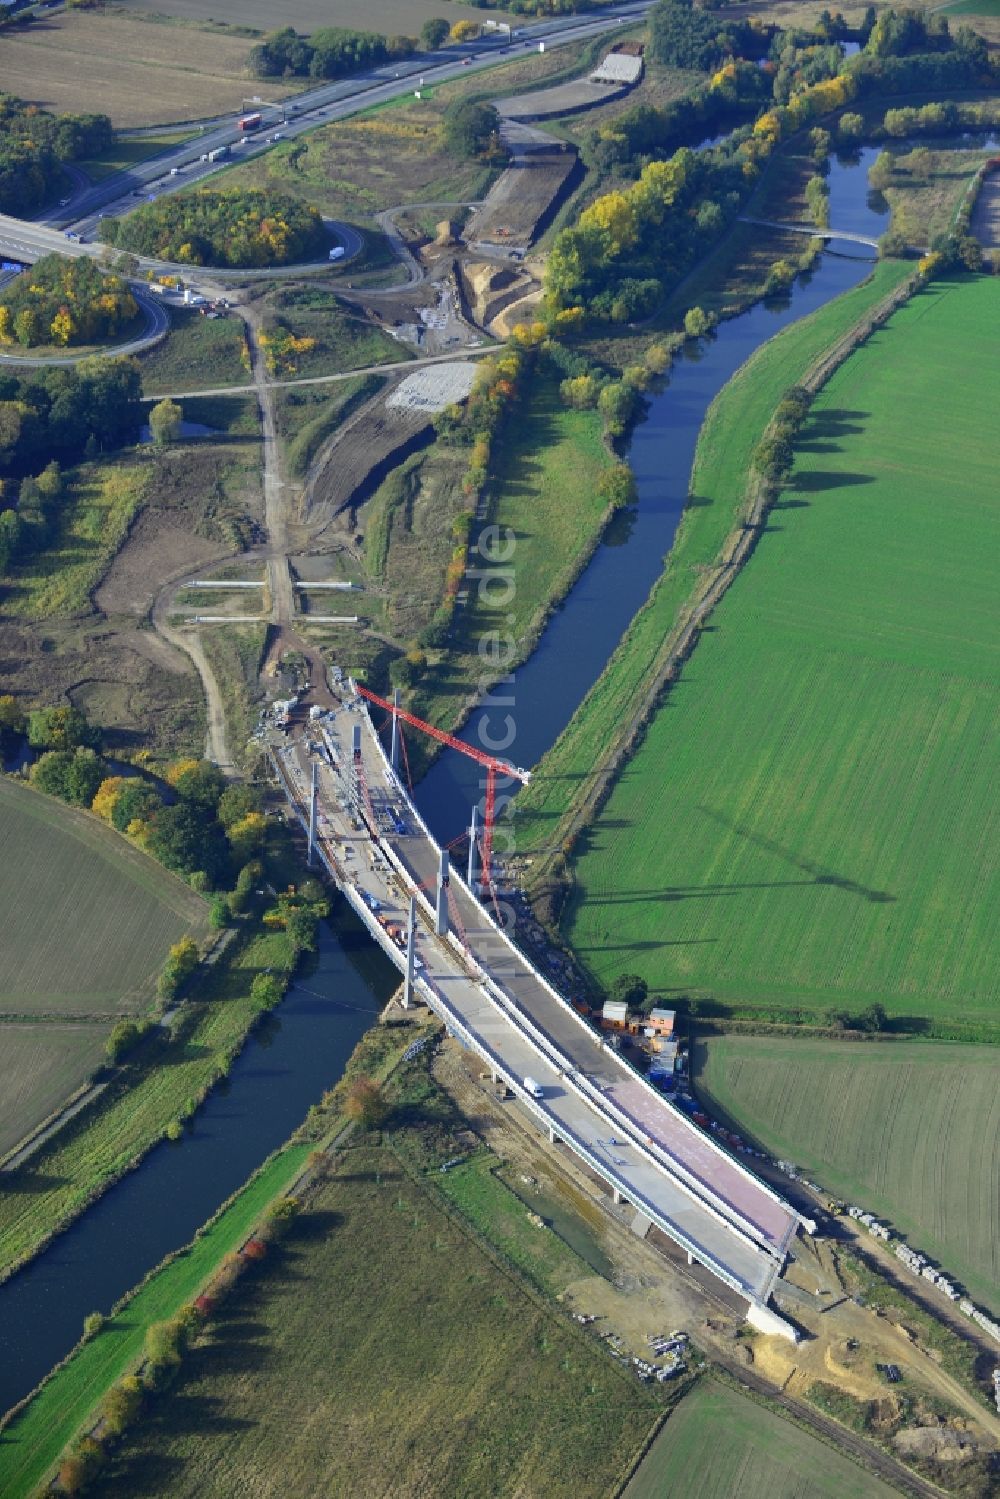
<box><xmin>739</xmin><ymin>215</ymin><xmax>883</xmax><ymax>251</ymax></box>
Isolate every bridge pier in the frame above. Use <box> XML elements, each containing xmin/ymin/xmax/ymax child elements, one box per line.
<box><xmin>435</xmin><ymin>848</ymin><xmax>450</xmax><ymax>936</ymax></box>
<box><xmin>547</xmin><ymin>1126</ymin><xmax>559</xmax><ymax>1144</ymax></box>
<box><xmin>402</xmin><ymin>892</ymin><xmax>416</xmax><ymax>1009</ymax></box>
<box><xmin>390</xmin><ymin>687</ymin><xmax>401</xmax><ymax>771</ymax></box>
<box><xmin>613</xmin><ymin>1186</ymin><xmax>625</xmax><ymax>1207</ymax></box>
<box><xmin>306</xmin><ymin>760</ymin><xmax>318</xmax><ymax>869</ymax></box>
<box><xmin>467</xmin><ymin>804</ymin><xmax>478</xmax><ymax>888</ymax></box>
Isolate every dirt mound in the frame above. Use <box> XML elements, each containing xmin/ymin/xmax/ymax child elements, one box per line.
<box><xmin>894</xmin><ymin>1425</ymin><xmax>981</xmax><ymax>1462</ymax></box>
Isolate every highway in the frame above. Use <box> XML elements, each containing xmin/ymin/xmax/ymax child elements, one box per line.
<box><xmin>0</xmin><ymin>2</ymin><xmax>655</xmax><ymax>285</ymax></box>
<box><xmin>272</xmin><ymin>686</ymin><xmax>806</xmax><ymax>1317</ymax></box>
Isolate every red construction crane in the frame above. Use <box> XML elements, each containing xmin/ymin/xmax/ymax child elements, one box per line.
<box><xmin>354</xmin><ymin>684</ymin><xmax>530</xmax><ymax>894</ymax></box>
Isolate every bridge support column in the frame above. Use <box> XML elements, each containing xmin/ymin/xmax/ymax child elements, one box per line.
<box><xmin>548</xmin><ymin>1126</ymin><xmax>559</xmax><ymax>1144</ymax></box>
<box><xmin>402</xmin><ymin>893</ymin><xmax>416</xmax><ymax>1009</ymax></box>
<box><xmin>467</xmin><ymin>804</ymin><xmax>478</xmax><ymax>889</ymax></box>
<box><xmin>435</xmin><ymin>849</ymin><xmax>450</xmax><ymax>937</ymax></box>
<box><xmin>613</xmin><ymin>1187</ymin><xmax>625</xmax><ymax>1207</ymax></box>
<box><xmin>307</xmin><ymin>760</ymin><xmax>318</xmax><ymax>869</ymax></box>
<box><xmin>390</xmin><ymin>688</ymin><xmax>401</xmax><ymax>771</ymax></box>
<box><xmin>687</xmin><ymin>1251</ymin><xmax>695</xmax><ymax>1266</ymax></box>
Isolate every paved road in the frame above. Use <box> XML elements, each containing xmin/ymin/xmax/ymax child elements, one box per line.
<box><xmin>140</xmin><ymin>344</ymin><xmax>497</xmax><ymax>402</ymax></box>
<box><xmin>276</xmin><ymin>696</ymin><xmax>804</xmax><ymax>1309</ymax></box>
<box><xmin>0</xmin><ymin>2</ymin><xmax>655</xmax><ymax>286</ymax></box>
<box><xmin>0</xmin><ymin>284</ymin><xmax>168</xmax><ymax>367</ymax></box>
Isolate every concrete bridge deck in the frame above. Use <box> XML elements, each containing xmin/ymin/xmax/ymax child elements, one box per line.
<box><xmin>273</xmin><ymin>691</ymin><xmax>805</xmax><ymax>1314</ymax></box>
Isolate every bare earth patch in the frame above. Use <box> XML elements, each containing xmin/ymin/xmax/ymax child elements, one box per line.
<box><xmin>0</xmin><ymin>12</ymin><xmax>293</xmax><ymax>128</ymax></box>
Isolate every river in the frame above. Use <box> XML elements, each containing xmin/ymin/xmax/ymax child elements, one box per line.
<box><xmin>0</xmin><ymin>143</ymin><xmax>891</xmax><ymax>1419</ymax></box>
<box><xmin>414</xmin><ymin>146</ymin><xmax>891</xmax><ymax>845</ymax></box>
<box><xmin>0</xmin><ymin>904</ymin><xmax>397</xmax><ymax>1415</ymax></box>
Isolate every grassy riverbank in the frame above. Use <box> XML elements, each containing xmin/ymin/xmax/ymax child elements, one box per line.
<box><xmin>0</xmin><ymin>1148</ymin><xmax>306</xmax><ymax>1499</ymax></box>
<box><xmin>513</xmin><ymin>261</ymin><xmax>911</xmax><ymax>865</ymax></box>
<box><xmin>86</xmin><ymin>1045</ymin><xmax>662</xmax><ymax>1499</ymax></box>
<box><xmin>0</xmin><ymin>923</ymin><xmax>297</xmax><ymax>1282</ymax></box>
<box><xmin>558</xmin><ymin>274</ymin><xmax>999</xmax><ymax>1030</ymax></box>
<box><xmin>0</xmin><ymin>1015</ymin><xmax>430</xmax><ymax>1498</ymax></box>
<box><xmin>412</xmin><ymin>375</ymin><xmax>618</xmax><ymax>743</ymax></box>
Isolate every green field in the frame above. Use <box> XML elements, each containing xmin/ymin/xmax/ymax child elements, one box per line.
<box><xmin>91</xmin><ymin>1137</ymin><xmax>659</xmax><ymax>1498</ymax></box>
<box><xmin>694</xmin><ymin>1035</ymin><xmax>1000</xmax><ymax>1307</ymax></box>
<box><xmin>0</xmin><ymin>778</ymin><xmax>205</xmax><ymax>1018</ymax></box>
<box><xmin>0</xmin><ymin>1146</ymin><xmax>307</xmax><ymax>1499</ymax></box>
<box><xmin>414</xmin><ymin>373</ymin><xmax>619</xmax><ymax>736</ymax></box>
<box><xmin>626</xmin><ymin>1379</ymin><xmax>896</xmax><ymax>1499</ymax></box>
<box><xmin>558</xmin><ymin>275</ymin><xmax>999</xmax><ymax>1028</ymax></box>
<box><xmin>0</xmin><ymin>925</ymin><xmax>296</xmax><ymax>1279</ymax></box>
<box><xmin>514</xmin><ymin>262</ymin><xmax>910</xmax><ymax>862</ymax></box>
<box><xmin>139</xmin><ymin>307</ymin><xmax>248</xmax><ymax>396</ymax></box>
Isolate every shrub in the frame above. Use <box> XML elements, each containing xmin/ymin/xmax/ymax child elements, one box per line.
<box><xmin>82</xmin><ymin>1310</ymin><xmax>105</xmax><ymax>1340</ymax></box>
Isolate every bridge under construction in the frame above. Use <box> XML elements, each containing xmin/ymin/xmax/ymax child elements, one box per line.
<box><xmin>271</xmin><ymin>683</ymin><xmax>808</xmax><ymax>1332</ymax></box>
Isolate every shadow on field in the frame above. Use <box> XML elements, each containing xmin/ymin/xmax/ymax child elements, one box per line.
<box><xmin>793</xmin><ymin>469</ymin><xmax>875</xmax><ymax>492</ymax></box>
<box><xmin>697</xmin><ymin>805</ymin><xmax>896</xmax><ymax>904</ymax></box>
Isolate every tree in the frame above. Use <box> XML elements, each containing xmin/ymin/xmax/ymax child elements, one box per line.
<box><xmin>286</xmin><ymin>905</ymin><xmax>319</xmax><ymax>953</ymax></box>
<box><xmin>250</xmin><ymin>972</ymin><xmax>284</xmax><ymax>1012</ymax></box>
<box><xmin>907</xmin><ymin>146</ymin><xmax>932</xmax><ymax>180</ymax></box>
<box><xmin>217</xmin><ymin>783</ymin><xmax>263</xmax><ymax>829</ymax></box>
<box><xmin>149</xmin><ymin>397</ymin><xmax>183</xmax><ymax>446</ymax></box>
<box><xmin>111</xmin><ymin>779</ymin><xmax>161</xmax><ymax>833</ymax></box>
<box><xmin>957</xmin><ymin>234</ymin><xmax>983</xmax><ymax>271</ymax></box>
<box><xmin>65</xmin><ymin>746</ymin><xmax>104</xmax><ymax>806</ymax></box>
<box><xmin>449</xmin><ymin>19</ymin><xmax>479</xmax><ymax>42</ymax></box>
<box><xmin>597</xmin><ymin>463</ymin><xmax>637</xmax><ymax>510</ymax></box>
<box><xmin>82</xmin><ymin>1311</ymin><xmax>105</xmax><ymax>1340</ymax></box>
<box><xmin>420</xmin><ymin>17</ymin><xmax>450</xmax><ymax>48</ymax></box>
<box><xmin>168</xmin><ymin>757</ymin><xmax>225</xmax><ymax>811</ymax></box>
<box><xmin>441</xmin><ymin>99</ymin><xmax>501</xmax><ymax>160</ymax></box>
<box><xmin>30</xmin><ymin>749</ymin><xmax>74</xmax><ymax>799</ymax></box>
<box><xmin>147</xmin><ymin>800</ymin><xmax>227</xmax><ymax>878</ymax></box>
<box><xmin>868</xmin><ymin>150</ymin><xmax>894</xmax><ymax>192</ymax></box>
<box><xmin>106</xmin><ymin>1018</ymin><xmax>142</xmax><ymax>1063</ymax></box>
<box><xmin>27</xmin><ymin>704</ymin><xmax>96</xmax><ymax>751</ymax></box>
<box><xmin>683</xmin><ymin>305</ymin><xmax>711</xmax><ymax>338</ymax></box>
<box><xmin>209</xmin><ymin>894</ymin><xmax>230</xmax><ymax>930</ymax></box>
<box><xmin>102</xmin><ymin>1377</ymin><xmax>142</xmax><ymax>1438</ymax></box>
<box><xmin>227</xmin><ymin>810</ymin><xmax>267</xmax><ymax>864</ymax></box>
<box><xmin>344</xmin><ymin>1077</ymin><xmax>388</xmax><ymax>1129</ymax></box>
<box><xmin>609</xmin><ymin>973</ymin><xmax>648</xmax><ymax>1010</ymax></box>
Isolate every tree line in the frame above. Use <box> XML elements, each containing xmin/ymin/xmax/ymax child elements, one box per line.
<box><xmin>248</xmin><ymin>25</ymin><xmax>416</xmax><ymax>80</ymax></box>
<box><xmin>0</xmin><ymin>253</ymin><xmax>137</xmax><ymax>349</ymax></box>
<box><xmin>0</xmin><ymin>92</ymin><xmax>111</xmax><ymax>215</ymax></box>
<box><xmin>0</xmin><ymin>357</ymin><xmax>142</xmax><ymax>481</ymax></box>
<box><xmin>100</xmin><ymin>189</ymin><xmax>327</xmax><ymax>270</ymax></box>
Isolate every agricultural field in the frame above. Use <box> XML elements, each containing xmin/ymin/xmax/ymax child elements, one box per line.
<box><xmin>0</xmin><ymin>777</ymin><xmax>208</xmax><ymax>1156</ymax></box>
<box><xmin>626</xmin><ymin>1379</ymin><xmax>896</xmax><ymax>1499</ymax></box>
<box><xmin>693</xmin><ymin>1036</ymin><xmax>1000</xmax><ymax>1307</ymax></box>
<box><xmin>90</xmin><ymin>1143</ymin><xmax>659</xmax><ymax>1496</ymax></box>
<box><xmin>513</xmin><ymin>263</ymin><xmax>911</xmax><ymax>859</ymax></box>
<box><xmin>120</xmin><ymin>0</ymin><xmax>515</xmax><ymax>34</ymax></box>
<box><xmin>0</xmin><ymin>12</ymin><xmax>295</xmax><ymax>130</ymax></box>
<box><xmin>556</xmin><ymin>275</ymin><xmax>1000</xmax><ymax>1029</ymax></box>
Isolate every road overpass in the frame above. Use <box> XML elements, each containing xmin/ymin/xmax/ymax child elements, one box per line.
<box><xmin>271</xmin><ymin>685</ymin><xmax>807</xmax><ymax>1330</ymax></box>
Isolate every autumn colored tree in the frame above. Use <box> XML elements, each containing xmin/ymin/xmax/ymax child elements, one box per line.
<box><xmin>149</xmin><ymin>397</ymin><xmax>183</xmax><ymax>446</ymax></box>
<box><xmin>344</xmin><ymin>1077</ymin><xmax>389</xmax><ymax>1129</ymax></box>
